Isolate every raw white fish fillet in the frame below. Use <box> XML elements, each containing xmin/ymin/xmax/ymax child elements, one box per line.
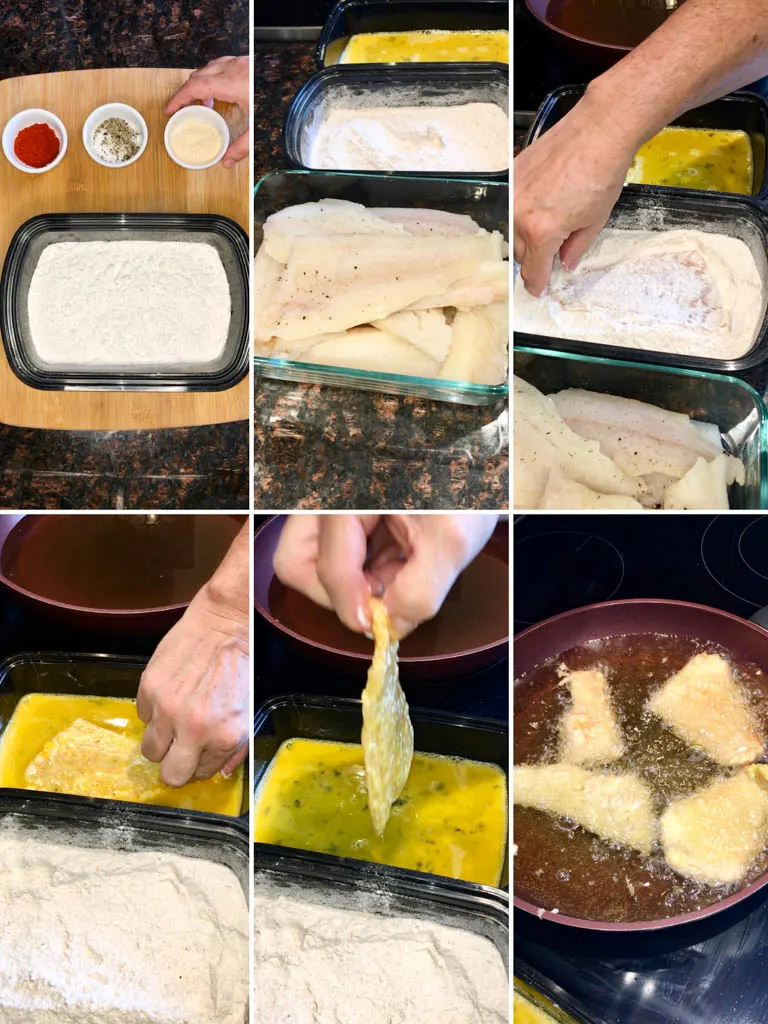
<box><xmin>559</xmin><ymin>666</ymin><xmax>626</xmax><ymax>766</ymax></box>
<box><xmin>513</xmin><ymin>763</ymin><xmax>656</xmax><ymax>855</ymax></box>
<box><xmin>662</xmin><ymin>766</ymin><xmax>768</xmax><ymax>884</ymax></box>
<box><xmin>369</xmin><ymin>207</ymin><xmax>482</xmax><ymax>237</ymax></box>
<box><xmin>539</xmin><ymin>468</ymin><xmax>643</xmax><ymax>510</ymax></box>
<box><xmin>263</xmin><ymin>200</ymin><xmax>408</xmax><ymax>263</ymax></box>
<box><xmin>513</xmin><ymin>377</ymin><xmax>639</xmax><ymax>507</ymax></box>
<box><xmin>648</xmin><ymin>652</ymin><xmax>763</xmax><ymax>766</ymax></box>
<box><xmin>407</xmin><ymin>260</ymin><xmax>509</xmax><ymax>310</ymax></box>
<box><xmin>263</xmin><ymin>234</ymin><xmax>490</xmax><ymax>341</ymax></box>
<box><xmin>253</xmin><ymin>246</ymin><xmax>284</xmax><ymax>346</ymax></box>
<box><xmin>439</xmin><ymin>303</ymin><xmax>508</xmax><ymax>385</ymax></box>
<box><xmin>373</xmin><ymin>309</ymin><xmax>453</xmax><ymax>363</ymax></box>
<box><xmin>663</xmin><ymin>454</ymin><xmax>745</xmax><ymax>510</ymax></box>
<box><xmin>296</xmin><ymin>326</ymin><xmax>440</xmax><ymax>377</ymax></box>
<box><xmin>551</xmin><ymin>390</ymin><xmax>723</xmax><ymax>461</ymax></box>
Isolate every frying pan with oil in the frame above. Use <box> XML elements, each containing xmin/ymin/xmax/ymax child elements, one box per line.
<box><xmin>514</xmin><ymin>599</ymin><xmax>768</xmax><ymax>932</ymax></box>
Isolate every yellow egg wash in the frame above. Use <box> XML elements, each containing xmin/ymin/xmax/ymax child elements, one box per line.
<box><xmin>253</xmin><ymin>737</ymin><xmax>507</xmax><ymax>886</ymax></box>
<box><xmin>626</xmin><ymin>126</ymin><xmax>753</xmax><ymax>193</ymax></box>
<box><xmin>0</xmin><ymin>693</ymin><xmax>243</xmax><ymax>815</ymax></box>
<box><xmin>338</xmin><ymin>29</ymin><xmax>509</xmax><ymax>65</ymax></box>
<box><xmin>513</xmin><ymin>993</ymin><xmax>563</xmax><ymax>1024</ymax></box>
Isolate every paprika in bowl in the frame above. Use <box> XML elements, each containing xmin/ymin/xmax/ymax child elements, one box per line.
<box><xmin>2</xmin><ymin>108</ymin><xmax>67</xmax><ymax>174</ymax></box>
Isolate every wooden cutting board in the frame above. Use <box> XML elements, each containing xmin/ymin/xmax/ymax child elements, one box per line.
<box><xmin>0</xmin><ymin>68</ymin><xmax>249</xmax><ymax>430</ymax></box>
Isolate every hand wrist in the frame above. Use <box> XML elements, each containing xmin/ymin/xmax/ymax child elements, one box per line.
<box><xmin>194</xmin><ymin>578</ymin><xmax>249</xmax><ymax>643</ymax></box>
<box><xmin>580</xmin><ymin>76</ymin><xmax>650</xmax><ymax>163</ymax></box>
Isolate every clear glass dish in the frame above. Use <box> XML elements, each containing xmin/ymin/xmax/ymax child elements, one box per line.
<box><xmin>254</xmin><ymin>169</ymin><xmax>509</xmax><ymax>407</ymax></box>
<box><xmin>514</xmin><ymin>346</ymin><xmax>768</xmax><ymax>510</ymax></box>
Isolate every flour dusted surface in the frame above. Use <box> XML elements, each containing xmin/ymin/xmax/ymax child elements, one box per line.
<box><xmin>252</xmin><ymin>892</ymin><xmax>508</xmax><ymax>1024</ymax></box>
<box><xmin>514</xmin><ymin>227</ymin><xmax>764</xmax><ymax>361</ymax></box>
<box><xmin>28</xmin><ymin>241</ymin><xmax>231</xmax><ymax>367</ymax></box>
<box><xmin>0</xmin><ymin>834</ymin><xmax>249</xmax><ymax>1023</ymax></box>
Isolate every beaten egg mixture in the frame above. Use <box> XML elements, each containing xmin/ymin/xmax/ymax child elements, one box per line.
<box><xmin>338</xmin><ymin>29</ymin><xmax>509</xmax><ymax>64</ymax></box>
<box><xmin>0</xmin><ymin>693</ymin><xmax>243</xmax><ymax>815</ymax></box>
<box><xmin>626</xmin><ymin>126</ymin><xmax>753</xmax><ymax>193</ymax></box>
<box><xmin>253</xmin><ymin>737</ymin><xmax>507</xmax><ymax>886</ymax></box>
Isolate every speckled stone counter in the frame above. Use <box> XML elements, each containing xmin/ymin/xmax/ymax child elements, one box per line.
<box><xmin>0</xmin><ymin>2</ymin><xmax>249</xmax><ymax>510</ymax></box>
<box><xmin>253</xmin><ymin>44</ymin><xmax>510</xmax><ymax>511</ymax></box>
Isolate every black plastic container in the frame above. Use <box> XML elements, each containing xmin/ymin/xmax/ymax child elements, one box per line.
<box><xmin>285</xmin><ymin>62</ymin><xmax>509</xmax><ymax>179</ymax></box>
<box><xmin>252</xmin><ymin>692</ymin><xmax>509</xmax><ymax>888</ymax></box>
<box><xmin>254</xmin><ymin>842</ymin><xmax>509</xmax><ymax>970</ymax></box>
<box><xmin>318</xmin><ymin>0</ymin><xmax>510</xmax><ymax>66</ymax></box>
<box><xmin>0</xmin><ymin>213</ymin><xmax>250</xmax><ymax>392</ymax></box>
<box><xmin>514</xmin><ymin>188</ymin><xmax>768</xmax><ymax>374</ymax></box>
<box><xmin>526</xmin><ymin>86</ymin><xmax>768</xmax><ymax>198</ymax></box>
<box><xmin>0</xmin><ymin>651</ymin><xmax>250</xmax><ymax>819</ymax></box>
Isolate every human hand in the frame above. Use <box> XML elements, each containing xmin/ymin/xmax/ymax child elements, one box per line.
<box><xmin>273</xmin><ymin>514</ymin><xmax>498</xmax><ymax>638</ymax></box>
<box><xmin>514</xmin><ymin>86</ymin><xmax>638</xmax><ymax>296</ymax></box>
<box><xmin>137</xmin><ymin>525</ymin><xmax>250</xmax><ymax>787</ymax></box>
<box><xmin>166</xmin><ymin>55</ymin><xmax>250</xmax><ymax>167</ymax></box>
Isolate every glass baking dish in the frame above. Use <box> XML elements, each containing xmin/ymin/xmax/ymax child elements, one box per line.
<box><xmin>0</xmin><ymin>213</ymin><xmax>250</xmax><ymax>392</ymax></box>
<box><xmin>253</xmin><ymin>169</ymin><xmax>509</xmax><ymax>406</ymax></box>
<box><xmin>514</xmin><ymin>346</ymin><xmax>768</xmax><ymax>510</ymax></box>
<box><xmin>284</xmin><ymin>63</ymin><xmax>509</xmax><ymax>179</ymax></box>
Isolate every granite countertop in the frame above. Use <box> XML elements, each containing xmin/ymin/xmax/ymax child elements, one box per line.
<box><xmin>253</xmin><ymin>44</ymin><xmax>509</xmax><ymax>511</ymax></box>
<box><xmin>0</xmin><ymin>1</ymin><xmax>249</xmax><ymax>510</ymax></box>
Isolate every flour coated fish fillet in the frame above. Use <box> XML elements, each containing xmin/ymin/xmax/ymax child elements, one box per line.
<box><xmin>513</xmin><ymin>763</ymin><xmax>656</xmax><ymax>855</ymax></box>
<box><xmin>262</xmin><ymin>200</ymin><xmax>408</xmax><ymax>263</ymax></box>
<box><xmin>559</xmin><ymin>666</ymin><xmax>627</xmax><ymax>766</ymax></box>
<box><xmin>538</xmin><ymin>468</ymin><xmax>644</xmax><ymax>509</ymax></box>
<box><xmin>513</xmin><ymin>377</ymin><xmax>639</xmax><ymax>506</ymax></box>
<box><xmin>663</xmin><ymin>453</ymin><xmax>745</xmax><ymax>510</ymax></box>
<box><xmin>661</xmin><ymin>766</ymin><xmax>768</xmax><ymax>883</ymax></box>
<box><xmin>648</xmin><ymin>652</ymin><xmax>763</xmax><ymax>765</ymax></box>
<box><xmin>296</xmin><ymin>326</ymin><xmax>440</xmax><ymax>377</ymax></box>
<box><xmin>263</xmin><ymin>234</ymin><xmax>490</xmax><ymax>342</ymax></box>
<box><xmin>439</xmin><ymin>303</ymin><xmax>508</xmax><ymax>385</ymax></box>
<box><xmin>372</xmin><ymin>309</ymin><xmax>453</xmax><ymax>363</ymax></box>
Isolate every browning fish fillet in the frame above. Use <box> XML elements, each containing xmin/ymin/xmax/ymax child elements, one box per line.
<box><xmin>559</xmin><ymin>666</ymin><xmax>626</xmax><ymax>765</ymax></box>
<box><xmin>648</xmin><ymin>653</ymin><xmax>763</xmax><ymax>765</ymax></box>
<box><xmin>662</xmin><ymin>766</ymin><xmax>768</xmax><ymax>883</ymax></box>
<box><xmin>513</xmin><ymin>763</ymin><xmax>656</xmax><ymax>855</ymax></box>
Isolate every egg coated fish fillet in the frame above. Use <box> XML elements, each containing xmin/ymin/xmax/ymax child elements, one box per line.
<box><xmin>559</xmin><ymin>666</ymin><xmax>626</xmax><ymax>766</ymax></box>
<box><xmin>648</xmin><ymin>653</ymin><xmax>763</xmax><ymax>765</ymax></box>
<box><xmin>513</xmin><ymin>763</ymin><xmax>656</xmax><ymax>855</ymax></box>
<box><xmin>662</xmin><ymin>766</ymin><xmax>768</xmax><ymax>883</ymax></box>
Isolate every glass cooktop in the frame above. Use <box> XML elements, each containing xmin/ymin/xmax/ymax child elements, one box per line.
<box><xmin>514</xmin><ymin>513</ymin><xmax>768</xmax><ymax>1024</ymax></box>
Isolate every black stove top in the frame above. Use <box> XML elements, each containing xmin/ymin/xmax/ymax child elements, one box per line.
<box><xmin>514</xmin><ymin>513</ymin><xmax>768</xmax><ymax>1024</ymax></box>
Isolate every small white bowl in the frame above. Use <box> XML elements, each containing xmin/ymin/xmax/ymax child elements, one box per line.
<box><xmin>165</xmin><ymin>106</ymin><xmax>229</xmax><ymax>170</ymax></box>
<box><xmin>2</xmin><ymin>108</ymin><xmax>67</xmax><ymax>174</ymax></box>
<box><xmin>83</xmin><ymin>103</ymin><xmax>147</xmax><ymax>168</ymax></box>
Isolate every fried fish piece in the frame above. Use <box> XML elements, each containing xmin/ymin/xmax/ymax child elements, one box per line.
<box><xmin>513</xmin><ymin>763</ymin><xmax>656</xmax><ymax>855</ymax></box>
<box><xmin>361</xmin><ymin>599</ymin><xmax>414</xmax><ymax>836</ymax></box>
<box><xmin>661</xmin><ymin>766</ymin><xmax>768</xmax><ymax>884</ymax></box>
<box><xmin>25</xmin><ymin>718</ymin><xmax>166</xmax><ymax>802</ymax></box>
<box><xmin>648</xmin><ymin>652</ymin><xmax>763</xmax><ymax>765</ymax></box>
<box><xmin>559</xmin><ymin>666</ymin><xmax>626</xmax><ymax>766</ymax></box>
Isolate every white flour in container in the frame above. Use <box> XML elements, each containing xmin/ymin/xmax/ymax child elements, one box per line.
<box><xmin>514</xmin><ymin>227</ymin><xmax>764</xmax><ymax>361</ymax></box>
<box><xmin>0</xmin><ymin>834</ymin><xmax>249</xmax><ymax>1023</ymax></box>
<box><xmin>253</xmin><ymin>891</ymin><xmax>509</xmax><ymax>1024</ymax></box>
<box><xmin>27</xmin><ymin>240</ymin><xmax>231</xmax><ymax>367</ymax></box>
<box><xmin>308</xmin><ymin>102</ymin><xmax>509</xmax><ymax>173</ymax></box>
